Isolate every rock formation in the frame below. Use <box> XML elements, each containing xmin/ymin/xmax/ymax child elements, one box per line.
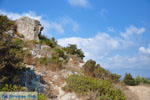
<box><xmin>16</xmin><ymin>17</ymin><xmax>43</xmax><ymax>41</ymax></box>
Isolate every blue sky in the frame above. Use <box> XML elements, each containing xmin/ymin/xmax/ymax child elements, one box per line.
<box><xmin>0</xmin><ymin>0</ymin><xmax>150</xmax><ymax>78</ymax></box>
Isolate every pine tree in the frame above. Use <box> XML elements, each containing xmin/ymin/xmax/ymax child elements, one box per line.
<box><xmin>123</xmin><ymin>73</ymin><xmax>135</xmax><ymax>86</ymax></box>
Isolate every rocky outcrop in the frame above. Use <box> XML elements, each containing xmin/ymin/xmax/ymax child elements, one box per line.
<box><xmin>16</xmin><ymin>17</ymin><xmax>43</xmax><ymax>41</ymax></box>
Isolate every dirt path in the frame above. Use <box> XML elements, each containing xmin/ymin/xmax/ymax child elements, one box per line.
<box><xmin>127</xmin><ymin>85</ymin><xmax>150</xmax><ymax>100</ymax></box>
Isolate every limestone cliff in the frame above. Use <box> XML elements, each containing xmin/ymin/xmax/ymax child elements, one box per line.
<box><xmin>16</xmin><ymin>17</ymin><xmax>43</xmax><ymax>41</ymax></box>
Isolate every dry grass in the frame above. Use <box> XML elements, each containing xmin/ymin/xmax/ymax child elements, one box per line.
<box><xmin>24</xmin><ymin>55</ymin><xmax>35</xmax><ymax>65</ymax></box>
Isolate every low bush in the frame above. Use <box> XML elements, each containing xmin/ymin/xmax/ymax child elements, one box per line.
<box><xmin>123</xmin><ymin>73</ymin><xmax>135</xmax><ymax>86</ymax></box>
<box><xmin>83</xmin><ymin>59</ymin><xmax>96</xmax><ymax>75</ymax></box>
<box><xmin>83</xmin><ymin>59</ymin><xmax>121</xmax><ymax>82</ymax></box>
<box><xmin>55</xmin><ymin>48</ymin><xmax>68</xmax><ymax>60</ymax></box>
<box><xmin>39</xmin><ymin>35</ymin><xmax>57</xmax><ymax>48</ymax></box>
<box><xmin>0</xmin><ymin>15</ymin><xmax>15</xmax><ymax>34</ymax></box>
<box><xmin>110</xmin><ymin>73</ymin><xmax>121</xmax><ymax>82</ymax></box>
<box><xmin>38</xmin><ymin>93</ymin><xmax>46</xmax><ymax>100</ymax></box>
<box><xmin>94</xmin><ymin>64</ymin><xmax>110</xmax><ymax>80</ymax></box>
<box><xmin>64</xmin><ymin>74</ymin><xmax>126</xmax><ymax>100</ymax></box>
<box><xmin>0</xmin><ymin>34</ymin><xmax>26</xmax><ymax>84</ymax></box>
<box><xmin>135</xmin><ymin>76</ymin><xmax>150</xmax><ymax>85</ymax></box>
<box><xmin>0</xmin><ymin>84</ymin><xmax>27</xmax><ymax>91</ymax></box>
<box><xmin>36</xmin><ymin>55</ymin><xmax>63</xmax><ymax>71</ymax></box>
<box><xmin>64</xmin><ymin>44</ymin><xmax>85</xmax><ymax>59</ymax></box>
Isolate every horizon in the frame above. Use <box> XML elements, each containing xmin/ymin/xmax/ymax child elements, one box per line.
<box><xmin>0</xmin><ymin>0</ymin><xmax>150</xmax><ymax>78</ymax></box>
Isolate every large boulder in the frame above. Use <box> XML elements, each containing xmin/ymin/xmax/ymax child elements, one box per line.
<box><xmin>16</xmin><ymin>17</ymin><xmax>43</xmax><ymax>41</ymax></box>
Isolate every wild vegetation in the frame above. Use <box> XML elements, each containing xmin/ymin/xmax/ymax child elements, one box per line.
<box><xmin>83</xmin><ymin>59</ymin><xmax>121</xmax><ymax>82</ymax></box>
<box><xmin>39</xmin><ymin>34</ymin><xmax>57</xmax><ymax>48</ymax></box>
<box><xmin>64</xmin><ymin>44</ymin><xmax>85</xmax><ymax>59</ymax></box>
<box><xmin>0</xmin><ymin>15</ymin><xmax>47</xmax><ymax>100</ymax></box>
<box><xmin>135</xmin><ymin>76</ymin><xmax>150</xmax><ymax>85</ymax></box>
<box><xmin>35</xmin><ymin>55</ymin><xmax>64</xmax><ymax>71</ymax></box>
<box><xmin>123</xmin><ymin>73</ymin><xmax>150</xmax><ymax>86</ymax></box>
<box><xmin>1</xmin><ymin>15</ymin><xmax>150</xmax><ymax>100</ymax></box>
<box><xmin>0</xmin><ymin>16</ymin><xmax>26</xmax><ymax>85</ymax></box>
<box><xmin>64</xmin><ymin>74</ymin><xmax>126</xmax><ymax>100</ymax></box>
<box><xmin>0</xmin><ymin>15</ymin><xmax>15</xmax><ymax>35</ymax></box>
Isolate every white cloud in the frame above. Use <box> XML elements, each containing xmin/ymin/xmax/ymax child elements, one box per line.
<box><xmin>105</xmin><ymin>47</ymin><xmax>150</xmax><ymax>69</ymax></box>
<box><xmin>0</xmin><ymin>10</ymin><xmax>41</xmax><ymax>20</ymax></box>
<box><xmin>67</xmin><ymin>0</ymin><xmax>90</xmax><ymax>7</ymax></box>
<box><xmin>47</xmin><ymin>17</ymin><xmax>79</xmax><ymax>35</ymax></box>
<box><xmin>0</xmin><ymin>10</ymin><xmax>79</xmax><ymax>37</ymax></box>
<box><xmin>58</xmin><ymin>25</ymin><xmax>147</xmax><ymax>70</ymax></box>
<box><xmin>58</xmin><ymin>32</ymin><xmax>124</xmax><ymax>61</ymax></box>
<box><xmin>102</xmin><ymin>44</ymin><xmax>150</xmax><ymax>69</ymax></box>
<box><xmin>107</xmin><ymin>27</ymin><xmax>115</xmax><ymax>32</ymax></box>
<box><xmin>60</xmin><ymin>17</ymin><xmax>79</xmax><ymax>32</ymax></box>
<box><xmin>120</xmin><ymin>25</ymin><xmax>145</xmax><ymax>39</ymax></box>
<box><xmin>49</xmin><ymin>22</ymin><xmax>64</xmax><ymax>34</ymax></box>
<box><xmin>139</xmin><ymin>44</ymin><xmax>150</xmax><ymax>55</ymax></box>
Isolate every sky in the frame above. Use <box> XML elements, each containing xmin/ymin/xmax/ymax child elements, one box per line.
<box><xmin>0</xmin><ymin>0</ymin><xmax>150</xmax><ymax>78</ymax></box>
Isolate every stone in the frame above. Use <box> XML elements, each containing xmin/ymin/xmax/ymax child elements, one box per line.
<box><xmin>4</xmin><ymin>27</ymin><xmax>15</xmax><ymax>37</ymax></box>
<box><xmin>16</xmin><ymin>17</ymin><xmax>43</xmax><ymax>41</ymax></box>
<box><xmin>41</xmin><ymin>45</ymin><xmax>50</xmax><ymax>50</ymax></box>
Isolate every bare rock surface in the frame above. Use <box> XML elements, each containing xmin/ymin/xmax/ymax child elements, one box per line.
<box><xmin>16</xmin><ymin>17</ymin><xmax>43</xmax><ymax>41</ymax></box>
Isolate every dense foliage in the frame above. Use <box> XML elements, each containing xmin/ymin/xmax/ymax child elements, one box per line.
<box><xmin>38</xmin><ymin>93</ymin><xmax>46</xmax><ymax>100</ymax></box>
<box><xmin>64</xmin><ymin>44</ymin><xmax>85</xmax><ymax>59</ymax></box>
<box><xmin>0</xmin><ymin>15</ymin><xmax>15</xmax><ymax>34</ymax></box>
<box><xmin>123</xmin><ymin>73</ymin><xmax>150</xmax><ymax>86</ymax></box>
<box><xmin>135</xmin><ymin>76</ymin><xmax>150</xmax><ymax>85</ymax></box>
<box><xmin>64</xmin><ymin>74</ymin><xmax>126</xmax><ymax>100</ymax></box>
<box><xmin>55</xmin><ymin>48</ymin><xmax>68</xmax><ymax>60</ymax></box>
<box><xmin>39</xmin><ymin>35</ymin><xmax>57</xmax><ymax>48</ymax></box>
<box><xmin>83</xmin><ymin>59</ymin><xmax>121</xmax><ymax>82</ymax></box>
<box><xmin>0</xmin><ymin>84</ymin><xmax>26</xmax><ymax>91</ymax></box>
<box><xmin>123</xmin><ymin>73</ymin><xmax>136</xmax><ymax>86</ymax></box>
<box><xmin>0</xmin><ymin>35</ymin><xmax>26</xmax><ymax>85</ymax></box>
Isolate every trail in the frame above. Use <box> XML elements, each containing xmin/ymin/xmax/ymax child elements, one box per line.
<box><xmin>127</xmin><ymin>85</ymin><xmax>150</xmax><ymax>100</ymax></box>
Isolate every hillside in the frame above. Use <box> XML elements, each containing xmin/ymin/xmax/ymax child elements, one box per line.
<box><xmin>0</xmin><ymin>15</ymin><xmax>148</xmax><ymax>100</ymax></box>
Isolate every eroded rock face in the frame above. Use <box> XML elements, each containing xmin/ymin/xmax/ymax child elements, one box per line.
<box><xmin>16</xmin><ymin>17</ymin><xmax>43</xmax><ymax>41</ymax></box>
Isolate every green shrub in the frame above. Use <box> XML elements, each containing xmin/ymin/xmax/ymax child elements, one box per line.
<box><xmin>64</xmin><ymin>44</ymin><xmax>85</xmax><ymax>59</ymax></box>
<box><xmin>123</xmin><ymin>73</ymin><xmax>135</xmax><ymax>86</ymax></box>
<box><xmin>135</xmin><ymin>76</ymin><xmax>150</xmax><ymax>85</ymax></box>
<box><xmin>0</xmin><ymin>37</ymin><xmax>25</xmax><ymax>70</ymax></box>
<box><xmin>36</xmin><ymin>55</ymin><xmax>63</xmax><ymax>70</ymax></box>
<box><xmin>12</xmin><ymin>38</ymin><xmax>25</xmax><ymax>47</ymax></box>
<box><xmin>110</xmin><ymin>73</ymin><xmax>121</xmax><ymax>82</ymax></box>
<box><xmin>39</xmin><ymin>34</ymin><xmax>47</xmax><ymax>40</ymax></box>
<box><xmin>0</xmin><ymin>15</ymin><xmax>15</xmax><ymax>34</ymax></box>
<box><xmin>83</xmin><ymin>59</ymin><xmax>96</xmax><ymax>75</ymax></box>
<box><xmin>64</xmin><ymin>74</ymin><xmax>126</xmax><ymax>100</ymax></box>
<box><xmin>55</xmin><ymin>48</ymin><xmax>67</xmax><ymax>59</ymax></box>
<box><xmin>0</xmin><ymin>32</ymin><xmax>26</xmax><ymax>84</ymax></box>
<box><xmin>38</xmin><ymin>93</ymin><xmax>46</xmax><ymax>100</ymax></box>
<box><xmin>0</xmin><ymin>84</ymin><xmax>27</xmax><ymax>91</ymax></box>
<box><xmin>83</xmin><ymin>60</ymin><xmax>119</xmax><ymax>81</ymax></box>
<box><xmin>39</xmin><ymin>35</ymin><xmax>57</xmax><ymax>48</ymax></box>
<box><xmin>94</xmin><ymin>64</ymin><xmax>110</xmax><ymax>80</ymax></box>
